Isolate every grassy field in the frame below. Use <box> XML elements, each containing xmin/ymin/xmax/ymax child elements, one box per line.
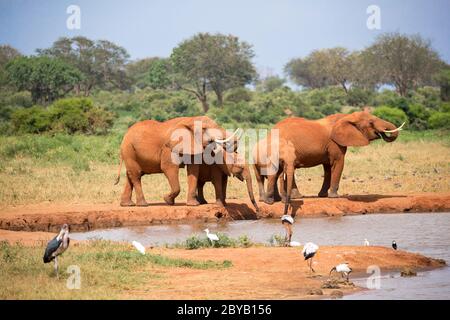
<box><xmin>0</xmin><ymin>240</ymin><xmax>232</xmax><ymax>299</ymax></box>
<box><xmin>0</xmin><ymin>130</ymin><xmax>449</xmax><ymax>207</ymax></box>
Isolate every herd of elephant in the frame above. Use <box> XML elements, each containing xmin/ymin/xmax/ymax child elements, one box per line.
<box><xmin>115</xmin><ymin>111</ymin><xmax>402</xmax><ymax>216</ymax></box>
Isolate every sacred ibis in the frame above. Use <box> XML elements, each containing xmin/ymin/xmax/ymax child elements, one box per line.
<box><xmin>302</xmin><ymin>242</ymin><xmax>319</xmax><ymax>273</ymax></box>
<box><xmin>43</xmin><ymin>224</ymin><xmax>70</xmax><ymax>278</ymax></box>
<box><xmin>392</xmin><ymin>240</ymin><xmax>397</xmax><ymax>250</ymax></box>
<box><xmin>330</xmin><ymin>263</ymin><xmax>352</xmax><ymax>281</ymax></box>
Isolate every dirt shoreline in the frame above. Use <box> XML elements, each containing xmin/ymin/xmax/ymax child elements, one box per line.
<box><xmin>0</xmin><ymin>229</ymin><xmax>445</xmax><ymax>300</ymax></box>
<box><xmin>0</xmin><ymin>193</ymin><xmax>449</xmax><ymax>232</ymax></box>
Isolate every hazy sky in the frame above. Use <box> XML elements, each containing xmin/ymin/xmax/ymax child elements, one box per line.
<box><xmin>1</xmin><ymin>0</ymin><xmax>449</xmax><ymax>76</ymax></box>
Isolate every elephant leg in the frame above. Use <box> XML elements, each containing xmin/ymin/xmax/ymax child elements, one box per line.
<box><xmin>221</xmin><ymin>175</ymin><xmax>228</xmax><ymax>205</ymax></box>
<box><xmin>291</xmin><ymin>174</ymin><xmax>302</xmax><ymax>199</ymax></box>
<box><xmin>253</xmin><ymin>165</ymin><xmax>267</xmax><ymax>202</ymax></box>
<box><xmin>132</xmin><ymin>173</ymin><xmax>149</xmax><ymax>207</ymax></box>
<box><xmin>329</xmin><ymin>159</ymin><xmax>344</xmax><ymax>198</ymax></box>
<box><xmin>273</xmin><ymin>171</ymin><xmax>282</xmax><ymax>202</ymax></box>
<box><xmin>162</xmin><ymin>165</ymin><xmax>180</xmax><ymax>205</ymax></box>
<box><xmin>186</xmin><ymin>164</ymin><xmax>200</xmax><ymax>206</ymax></box>
<box><xmin>265</xmin><ymin>173</ymin><xmax>279</xmax><ymax>205</ymax></box>
<box><xmin>318</xmin><ymin>164</ymin><xmax>332</xmax><ymax>197</ymax></box>
<box><xmin>197</xmin><ymin>181</ymin><xmax>207</xmax><ymax>204</ymax></box>
<box><xmin>120</xmin><ymin>173</ymin><xmax>135</xmax><ymax>206</ymax></box>
<box><xmin>212</xmin><ymin>174</ymin><xmax>225</xmax><ymax>207</ymax></box>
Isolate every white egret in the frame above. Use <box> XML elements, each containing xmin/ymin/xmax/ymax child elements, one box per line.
<box><xmin>204</xmin><ymin>228</ymin><xmax>219</xmax><ymax>245</ymax></box>
<box><xmin>364</xmin><ymin>239</ymin><xmax>370</xmax><ymax>246</ymax></box>
<box><xmin>132</xmin><ymin>241</ymin><xmax>146</xmax><ymax>255</ymax></box>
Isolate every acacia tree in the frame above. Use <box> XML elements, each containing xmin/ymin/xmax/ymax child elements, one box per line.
<box><xmin>38</xmin><ymin>36</ymin><xmax>130</xmax><ymax>95</ymax></box>
<box><xmin>6</xmin><ymin>56</ymin><xmax>82</xmax><ymax>104</ymax></box>
<box><xmin>363</xmin><ymin>33</ymin><xmax>443</xmax><ymax>96</ymax></box>
<box><xmin>285</xmin><ymin>47</ymin><xmax>355</xmax><ymax>93</ymax></box>
<box><xmin>171</xmin><ymin>33</ymin><xmax>256</xmax><ymax>112</ymax></box>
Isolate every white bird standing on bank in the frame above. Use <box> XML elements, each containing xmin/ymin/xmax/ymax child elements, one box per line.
<box><xmin>302</xmin><ymin>242</ymin><xmax>319</xmax><ymax>273</ymax></box>
<box><xmin>204</xmin><ymin>229</ymin><xmax>219</xmax><ymax>245</ymax></box>
<box><xmin>281</xmin><ymin>215</ymin><xmax>294</xmax><ymax>246</ymax></box>
<box><xmin>132</xmin><ymin>241</ymin><xmax>146</xmax><ymax>255</ymax></box>
<box><xmin>330</xmin><ymin>263</ymin><xmax>352</xmax><ymax>281</ymax></box>
<box><xmin>364</xmin><ymin>239</ymin><xmax>370</xmax><ymax>246</ymax></box>
<box><xmin>43</xmin><ymin>224</ymin><xmax>70</xmax><ymax>278</ymax></box>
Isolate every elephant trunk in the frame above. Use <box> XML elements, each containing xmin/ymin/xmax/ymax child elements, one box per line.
<box><xmin>377</xmin><ymin>120</ymin><xmax>401</xmax><ymax>142</ymax></box>
<box><xmin>284</xmin><ymin>164</ymin><xmax>295</xmax><ymax>216</ymax></box>
<box><xmin>243</xmin><ymin>166</ymin><xmax>260</xmax><ymax>213</ymax></box>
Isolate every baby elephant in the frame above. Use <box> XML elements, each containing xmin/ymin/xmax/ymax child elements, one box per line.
<box><xmin>196</xmin><ymin>154</ymin><xmax>259</xmax><ymax>212</ymax></box>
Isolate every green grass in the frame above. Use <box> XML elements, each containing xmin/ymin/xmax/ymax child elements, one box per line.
<box><xmin>0</xmin><ymin>240</ymin><xmax>232</xmax><ymax>299</ymax></box>
<box><xmin>171</xmin><ymin>233</ymin><xmax>254</xmax><ymax>249</ymax></box>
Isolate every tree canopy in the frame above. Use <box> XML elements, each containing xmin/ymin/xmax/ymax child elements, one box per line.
<box><xmin>6</xmin><ymin>56</ymin><xmax>82</xmax><ymax>104</ymax></box>
<box><xmin>171</xmin><ymin>32</ymin><xmax>256</xmax><ymax>112</ymax></box>
<box><xmin>37</xmin><ymin>36</ymin><xmax>130</xmax><ymax>95</ymax></box>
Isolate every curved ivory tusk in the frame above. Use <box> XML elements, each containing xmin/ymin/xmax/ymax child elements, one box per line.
<box><xmin>383</xmin><ymin>122</ymin><xmax>405</xmax><ymax>133</ymax></box>
<box><xmin>214</xmin><ymin>128</ymin><xmax>241</xmax><ymax>144</ymax></box>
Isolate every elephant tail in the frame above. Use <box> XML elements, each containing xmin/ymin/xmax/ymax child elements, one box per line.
<box><xmin>114</xmin><ymin>156</ymin><xmax>123</xmax><ymax>185</ymax></box>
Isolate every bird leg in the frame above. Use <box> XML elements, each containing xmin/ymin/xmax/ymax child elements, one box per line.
<box><xmin>310</xmin><ymin>258</ymin><xmax>315</xmax><ymax>273</ymax></box>
<box><xmin>54</xmin><ymin>257</ymin><xmax>59</xmax><ymax>279</ymax></box>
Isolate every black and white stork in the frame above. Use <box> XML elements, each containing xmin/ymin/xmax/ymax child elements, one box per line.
<box><xmin>43</xmin><ymin>224</ymin><xmax>70</xmax><ymax>277</ymax></box>
<box><xmin>281</xmin><ymin>214</ymin><xmax>294</xmax><ymax>246</ymax></box>
<box><xmin>302</xmin><ymin>242</ymin><xmax>319</xmax><ymax>273</ymax></box>
<box><xmin>392</xmin><ymin>240</ymin><xmax>397</xmax><ymax>250</ymax></box>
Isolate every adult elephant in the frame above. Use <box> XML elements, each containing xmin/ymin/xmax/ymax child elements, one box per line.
<box><xmin>254</xmin><ymin>111</ymin><xmax>403</xmax><ymax>214</ymax></box>
<box><xmin>115</xmin><ymin>116</ymin><xmax>239</xmax><ymax>207</ymax></box>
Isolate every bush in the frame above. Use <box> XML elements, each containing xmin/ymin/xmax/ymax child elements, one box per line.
<box><xmin>428</xmin><ymin>112</ymin><xmax>450</xmax><ymax>129</ymax></box>
<box><xmin>225</xmin><ymin>87</ymin><xmax>253</xmax><ymax>103</ymax></box>
<box><xmin>373</xmin><ymin>106</ymin><xmax>408</xmax><ymax>127</ymax></box>
<box><xmin>10</xmin><ymin>97</ymin><xmax>114</xmax><ymax>134</ymax></box>
<box><xmin>346</xmin><ymin>88</ymin><xmax>373</xmax><ymax>106</ymax></box>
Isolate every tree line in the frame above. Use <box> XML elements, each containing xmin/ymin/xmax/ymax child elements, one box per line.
<box><xmin>0</xmin><ymin>31</ymin><xmax>449</xmax><ymax>134</ymax></box>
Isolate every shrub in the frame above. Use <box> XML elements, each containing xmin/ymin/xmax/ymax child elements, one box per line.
<box><xmin>346</xmin><ymin>88</ymin><xmax>373</xmax><ymax>106</ymax></box>
<box><xmin>10</xmin><ymin>97</ymin><xmax>114</xmax><ymax>134</ymax></box>
<box><xmin>428</xmin><ymin>112</ymin><xmax>450</xmax><ymax>129</ymax></box>
<box><xmin>373</xmin><ymin>106</ymin><xmax>408</xmax><ymax>127</ymax></box>
<box><xmin>225</xmin><ymin>87</ymin><xmax>252</xmax><ymax>103</ymax></box>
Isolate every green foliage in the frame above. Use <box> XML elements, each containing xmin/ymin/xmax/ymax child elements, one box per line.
<box><xmin>147</xmin><ymin>58</ymin><xmax>172</xmax><ymax>89</ymax></box>
<box><xmin>373</xmin><ymin>106</ymin><xmax>408</xmax><ymax>127</ymax></box>
<box><xmin>6</xmin><ymin>56</ymin><xmax>82</xmax><ymax>104</ymax></box>
<box><xmin>177</xmin><ymin>233</ymin><xmax>254</xmax><ymax>249</ymax></box>
<box><xmin>10</xmin><ymin>98</ymin><xmax>114</xmax><ymax>134</ymax></box>
<box><xmin>225</xmin><ymin>87</ymin><xmax>253</xmax><ymax>103</ymax></box>
<box><xmin>428</xmin><ymin>112</ymin><xmax>450</xmax><ymax>129</ymax></box>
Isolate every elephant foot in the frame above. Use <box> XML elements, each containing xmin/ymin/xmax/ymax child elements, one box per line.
<box><xmin>215</xmin><ymin>200</ymin><xmax>226</xmax><ymax>207</ymax></box>
<box><xmin>164</xmin><ymin>195</ymin><xmax>175</xmax><ymax>206</ymax></box>
<box><xmin>197</xmin><ymin>198</ymin><xmax>208</xmax><ymax>205</ymax></box>
<box><xmin>136</xmin><ymin>200</ymin><xmax>150</xmax><ymax>207</ymax></box>
<box><xmin>264</xmin><ymin>197</ymin><xmax>275</xmax><ymax>205</ymax></box>
<box><xmin>328</xmin><ymin>191</ymin><xmax>340</xmax><ymax>198</ymax></box>
<box><xmin>291</xmin><ymin>189</ymin><xmax>303</xmax><ymax>199</ymax></box>
<box><xmin>318</xmin><ymin>191</ymin><xmax>328</xmax><ymax>198</ymax></box>
<box><xmin>273</xmin><ymin>194</ymin><xmax>282</xmax><ymax>202</ymax></box>
<box><xmin>120</xmin><ymin>200</ymin><xmax>135</xmax><ymax>207</ymax></box>
<box><xmin>186</xmin><ymin>199</ymin><xmax>200</xmax><ymax>206</ymax></box>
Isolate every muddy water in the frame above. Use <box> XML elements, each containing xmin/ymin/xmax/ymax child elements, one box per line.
<box><xmin>71</xmin><ymin>212</ymin><xmax>450</xmax><ymax>299</ymax></box>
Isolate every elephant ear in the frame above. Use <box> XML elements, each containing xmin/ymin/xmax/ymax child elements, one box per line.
<box><xmin>331</xmin><ymin>118</ymin><xmax>369</xmax><ymax>147</ymax></box>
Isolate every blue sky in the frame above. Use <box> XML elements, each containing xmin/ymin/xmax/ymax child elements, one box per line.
<box><xmin>1</xmin><ymin>0</ymin><xmax>449</xmax><ymax>76</ymax></box>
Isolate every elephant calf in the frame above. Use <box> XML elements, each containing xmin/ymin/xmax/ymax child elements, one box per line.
<box><xmin>197</xmin><ymin>153</ymin><xmax>259</xmax><ymax>212</ymax></box>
